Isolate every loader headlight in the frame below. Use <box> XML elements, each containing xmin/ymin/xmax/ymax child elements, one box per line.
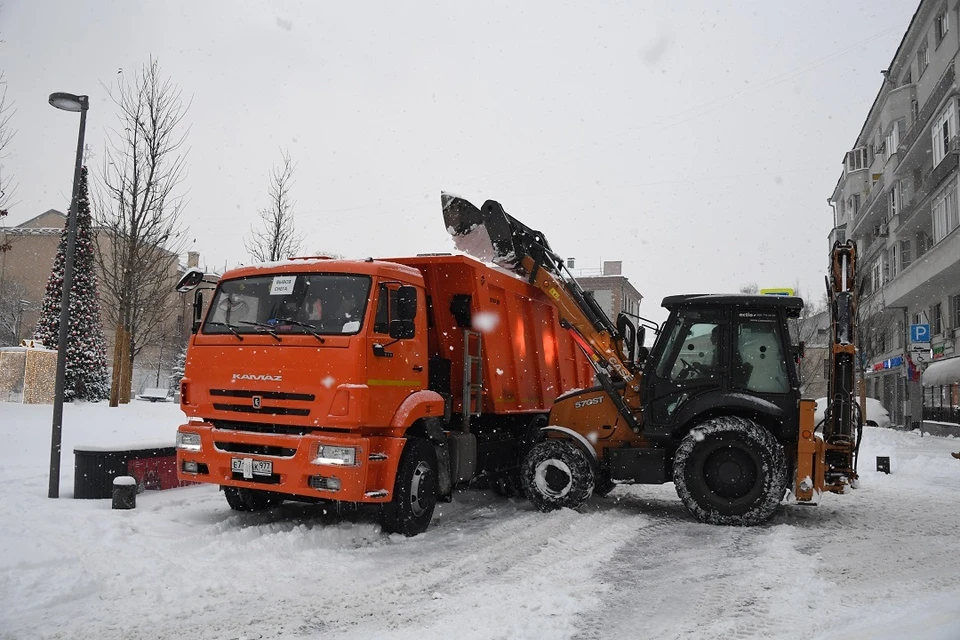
<box><xmin>313</xmin><ymin>445</ymin><xmax>357</xmax><ymax>466</ymax></box>
<box><xmin>176</xmin><ymin>431</ymin><xmax>202</xmax><ymax>451</ymax></box>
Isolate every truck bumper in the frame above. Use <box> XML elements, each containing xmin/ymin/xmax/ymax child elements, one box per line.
<box><xmin>176</xmin><ymin>422</ymin><xmax>405</xmax><ymax>503</ymax></box>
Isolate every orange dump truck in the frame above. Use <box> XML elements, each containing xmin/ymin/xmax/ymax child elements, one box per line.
<box><xmin>175</xmin><ymin>253</ymin><xmax>593</xmax><ymax>535</ymax></box>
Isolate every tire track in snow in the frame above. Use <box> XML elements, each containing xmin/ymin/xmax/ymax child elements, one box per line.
<box><xmin>30</xmin><ymin>494</ymin><xmax>636</xmax><ymax>640</ymax></box>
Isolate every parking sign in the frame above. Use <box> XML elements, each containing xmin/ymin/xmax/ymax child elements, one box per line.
<box><xmin>910</xmin><ymin>324</ymin><xmax>930</xmax><ymax>343</ymax></box>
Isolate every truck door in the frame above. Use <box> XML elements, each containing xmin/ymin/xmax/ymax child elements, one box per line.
<box><xmin>366</xmin><ymin>283</ymin><xmax>427</xmax><ymax>426</ymax></box>
<box><xmin>643</xmin><ymin>308</ymin><xmax>724</xmax><ymax>432</ymax></box>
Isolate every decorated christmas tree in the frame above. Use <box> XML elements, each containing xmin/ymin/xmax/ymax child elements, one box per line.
<box><xmin>33</xmin><ymin>166</ymin><xmax>110</xmax><ymax>401</ymax></box>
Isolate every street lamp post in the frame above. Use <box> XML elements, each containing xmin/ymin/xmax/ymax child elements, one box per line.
<box><xmin>47</xmin><ymin>92</ymin><xmax>89</xmax><ymax>499</ymax></box>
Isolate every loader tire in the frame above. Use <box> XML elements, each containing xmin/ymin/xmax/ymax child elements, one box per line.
<box><xmin>380</xmin><ymin>438</ymin><xmax>438</xmax><ymax>536</ymax></box>
<box><xmin>673</xmin><ymin>416</ymin><xmax>786</xmax><ymax>526</ymax></box>
<box><xmin>522</xmin><ymin>439</ymin><xmax>595</xmax><ymax>512</ymax></box>
<box><xmin>223</xmin><ymin>486</ymin><xmax>283</xmax><ymax>512</ymax></box>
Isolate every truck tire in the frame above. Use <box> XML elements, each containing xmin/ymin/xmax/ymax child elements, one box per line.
<box><xmin>522</xmin><ymin>439</ymin><xmax>595</xmax><ymax>512</ymax></box>
<box><xmin>380</xmin><ymin>438</ymin><xmax>438</xmax><ymax>536</ymax></box>
<box><xmin>673</xmin><ymin>416</ymin><xmax>787</xmax><ymax>526</ymax></box>
<box><xmin>223</xmin><ymin>486</ymin><xmax>283</xmax><ymax>512</ymax></box>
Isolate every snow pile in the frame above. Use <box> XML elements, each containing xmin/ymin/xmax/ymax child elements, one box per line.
<box><xmin>1</xmin><ymin>402</ymin><xmax>959</xmax><ymax>639</ymax></box>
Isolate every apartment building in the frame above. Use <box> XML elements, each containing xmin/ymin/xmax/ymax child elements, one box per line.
<box><xmin>828</xmin><ymin>0</ymin><xmax>960</xmax><ymax>428</ymax></box>
<box><xmin>570</xmin><ymin>259</ymin><xmax>644</xmax><ymax>330</ymax></box>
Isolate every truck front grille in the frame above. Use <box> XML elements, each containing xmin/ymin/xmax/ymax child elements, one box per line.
<box><xmin>213</xmin><ymin>403</ymin><xmax>310</xmax><ymax>417</ymax></box>
<box><xmin>214</xmin><ymin>442</ymin><xmax>297</xmax><ymax>458</ymax></box>
<box><xmin>210</xmin><ymin>389</ymin><xmax>316</xmax><ymax>402</ymax></box>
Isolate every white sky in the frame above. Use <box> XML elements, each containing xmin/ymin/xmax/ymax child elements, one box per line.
<box><xmin>2</xmin><ymin>1</ymin><xmax>918</xmax><ymax>324</ymax></box>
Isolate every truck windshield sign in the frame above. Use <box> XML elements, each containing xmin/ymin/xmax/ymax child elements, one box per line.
<box><xmin>270</xmin><ymin>276</ymin><xmax>297</xmax><ymax>295</ymax></box>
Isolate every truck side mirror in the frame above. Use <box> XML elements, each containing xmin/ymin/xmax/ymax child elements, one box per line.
<box><xmin>389</xmin><ymin>319</ymin><xmax>415</xmax><ymax>340</ymax></box>
<box><xmin>637</xmin><ymin>326</ymin><xmax>646</xmax><ymax>354</ymax></box>
<box><xmin>397</xmin><ymin>286</ymin><xmax>417</xmax><ymax>320</ymax></box>
<box><xmin>616</xmin><ymin>313</ymin><xmax>636</xmax><ymax>362</ymax></box>
<box><xmin>192</xmin><ymin>290</ymin><xmax>204</xmax><ymax>333</ymax></box>
<box><xmin>176</xmin><ymin>267</ymin><xmax>205</xmax><ymax>293</ymax></box>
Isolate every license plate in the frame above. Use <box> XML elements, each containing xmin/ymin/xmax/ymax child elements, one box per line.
<box><xmin>231</xmin><ymin>457</ymin><xmax>273</xmax><ymax>479</ymax></box>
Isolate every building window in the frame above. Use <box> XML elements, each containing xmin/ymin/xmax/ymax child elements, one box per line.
<box><xmin>936</xmin><ymin>9</ymin><xmax>950</xmax><ymax>46</ymax></box>
<box><xmin>872</xmin><ymin>259</ymin><xmax>882</xmax><ymax>290</ymax></box>
<box><xmin>931</xmin><ymin>302</ymin><xmax>943</xmax><ymax>335</ymax></box>
<box><xmin>916</xmin><ymin>231</ymin><xmax>932</xmax><ymax>258</ymax></box>
<box><xmin>889</xmin><ymin>245</ymin><xmax>898</xmax><ymax>279</ymax></box>
<box><xmin>889</xmin><ymin>184</ymin><xmax>899</xmax><ymax>218</ymax></box>
<box><xmin>918</xmin><ymin>42</ymin><xmax>929</xmax><ymax>75</ymax></box>
<box><xmin>848</xmin><ymin>194</ymin><xmax>860</xmax><ymax>218</ymax></box>
<box><xmin>932</xmin><ymin>180</ymin><xmax>959</xmax><ymax>243</ymax></box>
<box><xmin>900</xmin><ymin>239</ymin><xmax>912</xmax><ymax>269</ymax></box>
<box><xmin>952</xmin><ymin>293</ymin><xmax>960</xmax><ymax>331</ymax></box>
<box><xmin>885</xmin><ymin>120</ymin><xmax>905</xmax><ymax>160</ymax></box>
<box><xmin>933</xmin><ymin>104</ymin><xmax>957</xmax><ymax>165</ymax></box>
<box><xmin>845</xmin><ymin>147</ymin><xmax>868</xmax><ymax>172</ymax></box>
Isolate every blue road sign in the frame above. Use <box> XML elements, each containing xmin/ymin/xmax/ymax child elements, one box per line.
<box><xmin>910</xmin><ymin>324</ymin><xmax>930</xmax><ymax>343</ymax></box>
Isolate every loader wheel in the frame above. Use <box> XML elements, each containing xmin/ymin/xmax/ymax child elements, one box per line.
<box><xmin>223</xmin><ymin>486</ymin><xmax>283</xmax><ymax>512</ymax></box>
<box><xmin>673</xmin><ymin>416</ymin><xmax>787</xmax><ymax>526</ymax></box>
<box><xmin>522</xmin><ymin>439</ymin><xmax>595</xmax><ymax>512</ymax></box>
<box><xmin>380</xmin><ymin>438</ymin><xmax>438</xmax><ymax>536</ymax></box>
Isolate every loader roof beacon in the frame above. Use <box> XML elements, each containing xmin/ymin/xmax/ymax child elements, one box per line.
<box><xmin>443</xmin><ymin>193</ymin><xmax>861</xmax><ymax>525</ymax></box>
<box><xmin>174</xmin><ymin>248</ymin><xmax>594</xmax><ymax>535</ymax></box>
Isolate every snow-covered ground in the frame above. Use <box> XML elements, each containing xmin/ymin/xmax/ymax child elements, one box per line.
<box><xmin>1</xmin><ymin>400</ymin><xmax>959</xmax><ymax>640</ymax></box>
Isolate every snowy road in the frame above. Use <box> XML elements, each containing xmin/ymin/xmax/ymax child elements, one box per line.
<box><xmin>1</xmin><ymin>402</ymin><xmax>959</xmax><ymax>639</ymax></box>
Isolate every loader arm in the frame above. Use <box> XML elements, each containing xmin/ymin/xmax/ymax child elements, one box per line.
<box><xmin>795</xmin><ymin>240</ymin><xmax>862</xmax><ymax>501</ymax></box>
<box><xmin>442</xmin><ymin>193</ymin><xmax>643</xmax><ymax>432</ymax></box>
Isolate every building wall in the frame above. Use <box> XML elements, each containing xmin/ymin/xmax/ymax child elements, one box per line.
<box><xmin>1</xmin><ymin>210</ymin><xmax>200</xmax><ymax>393</ymax></box>
<box><xmin>828</xmin><ymin>0</ymin><xmax>960</xmax><ymax>428</ymax></box>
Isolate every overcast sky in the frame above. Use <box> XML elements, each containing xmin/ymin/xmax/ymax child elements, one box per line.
<box><xmin>2</xmin><ymin>1</ymin><xmax>918</xmax><ymax>324</ymax></box>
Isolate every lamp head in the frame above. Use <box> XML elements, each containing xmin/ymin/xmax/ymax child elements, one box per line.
<box><xmin>48</xmin><ymin>92</ymin><xmax>88</xmax><ymax>112</ymax></box>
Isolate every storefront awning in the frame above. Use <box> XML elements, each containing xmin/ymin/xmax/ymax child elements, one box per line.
<box><xmin>921</xmin><ymin>356</ymin><xmax>960</xmax><ymax>387</ymax></box>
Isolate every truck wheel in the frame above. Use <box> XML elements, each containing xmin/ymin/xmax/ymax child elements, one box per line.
<box><xmin>522</xmin><ymin>439</ymin><xmax>595</xmax><ymax>512</ymax></box>
<box><xmin>223</xmin><ymin>486</ymin><xmax>283</xmax><ymax>512</ymax></box>
<box><xmin>673</xmin><ymin>416</ymin><xmax>787</xmax><ymax>526</ymax></box>
<box><xmin>380</xmin><ymin>438</ymin><xmax>438</xmax><ymax>536</ymax></box>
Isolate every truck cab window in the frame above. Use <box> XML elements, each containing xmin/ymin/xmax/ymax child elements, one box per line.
<box><xmin>655</xmin><ymin>309</ymin><xmax>721</xmax><ymax>383</ymax></box>
<box><xmin>732</xmin><ymin>313</ymin><xmax>789</xmax><ymax>394</ymax></box>
<box><xmin>374</xmin><ymin>285</ymin><xmax>401</xmax><ymax>334</ymax></box>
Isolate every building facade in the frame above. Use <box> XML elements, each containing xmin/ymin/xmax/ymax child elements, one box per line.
<box><xmin>573</xmin><ymin>260</ymin><xmax>645</xmax><ymax>341</ymax></box>
<box><xmin>0</xmin><ymin>210</ymin><xmax>202</xmax><ymax>394</ymax></box>
<box><xmin>828</xmin><ymin>0</ymin><xmax>960</xmax><ymax>428</ymax></box>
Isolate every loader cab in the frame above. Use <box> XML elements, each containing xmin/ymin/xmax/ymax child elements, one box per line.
<box><xmin>642</xmin><ymin>294</ymin><xmax>803</xmax><ymax>441</ymax></box>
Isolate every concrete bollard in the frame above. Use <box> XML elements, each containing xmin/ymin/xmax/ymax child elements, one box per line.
<box><xmin>112</xmin><ymin>475</ymin><xmax>137</xmax><ymax>509</ymax></box>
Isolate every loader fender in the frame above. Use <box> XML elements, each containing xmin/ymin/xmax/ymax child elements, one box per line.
<box><xmin>540</xmin><ymin>426</ymin><xmax>602</xmax><ymax>478</ymax></box>
<box><xmin>390</xmin><ymin>391</ymin><xmax>446</xmax><ymax>428</ymax></box>
<box><xmin>666</xmin><ymin>391</ymin><xmax>788</xmax><ymax>441</ymax></box>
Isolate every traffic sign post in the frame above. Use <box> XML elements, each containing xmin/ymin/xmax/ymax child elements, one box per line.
<box><xmin>910</xmin><ymin>324</ymin><xmax>930</xmax><ymax>343</ymax></box>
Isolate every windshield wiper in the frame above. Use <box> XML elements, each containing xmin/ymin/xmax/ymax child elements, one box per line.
<box><xmin>205</xmin><ymin>321</ymin><xmax>244</xmax><ymax>341</ymax></box>
<box><xmin>276</xmin><ymin>317</ymin><xmax>326</xmax><ymax>343</ymax></box>
<box><xmin>237</xmin><ymin>320</ymin><xmax>282</xmax><ymax>342</ymax></box>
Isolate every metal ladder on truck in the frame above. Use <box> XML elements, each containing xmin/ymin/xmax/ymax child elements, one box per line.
<box><xmin>462</xmin><ymin>329</ymin><xmax>483</xmax><ymax>432</ymax></box>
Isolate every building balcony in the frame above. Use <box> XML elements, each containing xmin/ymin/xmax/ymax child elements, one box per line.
<box><xmin>881</xmin><ymin>226</ymin><xmax>960</xmax><ymax>309</ymax></box>
<box><xmin>899</xmin><ymin>62</ymin><xmax>955</xmax><ymax>167</ymax></box>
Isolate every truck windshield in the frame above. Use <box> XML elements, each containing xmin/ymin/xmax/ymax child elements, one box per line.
<box><xmin>203</xmin><ymin>273</ymin><xmax>371</xmax><ymax>336</ymax></box>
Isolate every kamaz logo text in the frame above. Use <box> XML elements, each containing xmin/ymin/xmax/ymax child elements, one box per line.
<box><xmin>574</xmin><ymin>397</ymin><xmax>603</xmax><ymax>409</ymax></box>
<box><xmin>232</xmin><ymin>373</ymin><xmax>282</xmax><ymax>382</ymax></box>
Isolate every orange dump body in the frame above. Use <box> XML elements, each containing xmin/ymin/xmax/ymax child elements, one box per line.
<box><xmin>177</xmin><ymin>254</ymin><xmax>593</xmax><ymax>504</ymax></box>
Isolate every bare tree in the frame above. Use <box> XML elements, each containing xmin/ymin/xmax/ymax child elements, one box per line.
<box><xmin>0</xmin><ymin>280</ymin><xmax>29</xmax><ymax>346</ymax></box>
<box><xmin>0</xmin><ymin>70</ymin><xmax>16</xmax><ymax>242</ymax></box>
<box><xmin>246</xmin><ymin>150</ymin><xmax>302</xmax><ymax>262</ymax></box>
<box><xmin>93</xmin><ymin>57</ymin><xmax>190</xmax><ymax>405</ymax></box>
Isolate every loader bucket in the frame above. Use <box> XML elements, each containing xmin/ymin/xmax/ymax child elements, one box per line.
<box><xmin>441</xmin><ymin>192</ymin><xmax>557</xmax><ymax>275</ymax></box>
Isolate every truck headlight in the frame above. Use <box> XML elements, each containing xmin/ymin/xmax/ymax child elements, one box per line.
<box><xmin>177</xmin><ymin>431</ymin><xmax>202</xmax><ymax>451</ymax></box>
<box><xmin>313</xmin><ymin>445</ymin><xmax>357</xmax><ymax>466</ymax></box>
